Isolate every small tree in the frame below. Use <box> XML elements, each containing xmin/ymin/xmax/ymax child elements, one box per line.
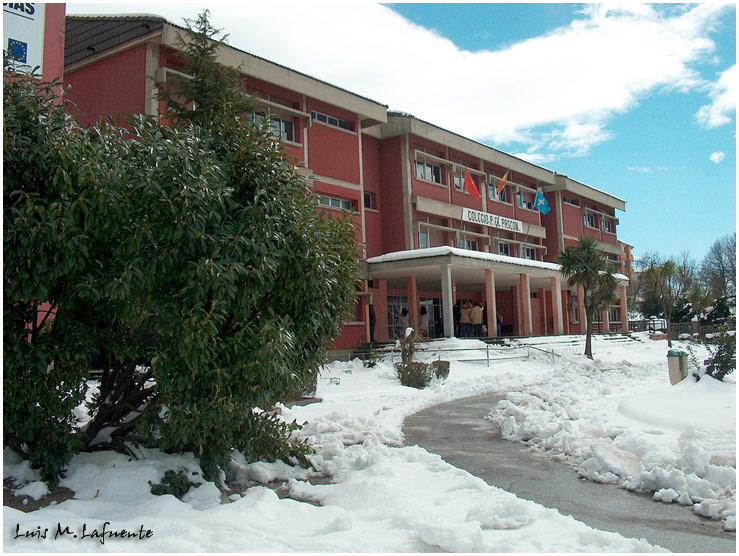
<box><xmin>558</xmin><ymin>236</ymin><xmax>619</xmax><ymax>359</ymax></box>
<box><xmin>705</xmin><ymin>316</ymin><xmax>736</xmax><ymax>382</ymax></box>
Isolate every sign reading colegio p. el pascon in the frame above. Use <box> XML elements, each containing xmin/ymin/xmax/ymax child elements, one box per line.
<box><xmin>461</xmin><ymin>207</ymin><xmax>523</xmax><ymax>233</ymax></box>
<box><xmin>3</xmin><ymin>3</ymin><xmax>46</xmax><ymax>74</ymax></box>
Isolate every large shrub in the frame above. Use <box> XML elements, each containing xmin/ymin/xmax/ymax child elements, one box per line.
<box><xmin>4</xmin><ymin>15</ymin><xmax>359</xmax><ymax>481</ymax></box>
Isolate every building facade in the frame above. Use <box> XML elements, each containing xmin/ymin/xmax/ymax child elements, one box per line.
<box><xmin>62</xmin><ymin>14</ymin><xmax>632</xmax><ymax>351</ymax></box>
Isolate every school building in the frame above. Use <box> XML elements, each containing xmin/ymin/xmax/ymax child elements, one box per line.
<box><xmin>60</xmin><ymin>13</ymin><xmax>632</xmax><ymax>350</ymax></box>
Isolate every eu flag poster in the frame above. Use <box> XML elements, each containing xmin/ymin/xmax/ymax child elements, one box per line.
<box><xmin>3</xmin><ymin>4</ymin><xmax>46</xmax><ymax>74</ymax></box>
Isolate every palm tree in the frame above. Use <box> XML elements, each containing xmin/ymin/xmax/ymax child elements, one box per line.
<box><xmin>558</xmin><ymin>236</ymin><xmax>619</xmax><ymax>359</ymax></box>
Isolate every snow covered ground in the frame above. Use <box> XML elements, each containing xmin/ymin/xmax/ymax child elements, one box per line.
<box><xmin>4</xmin><ymin>333</ymin><xmax>735</xmax><ymax>552</ymax></box>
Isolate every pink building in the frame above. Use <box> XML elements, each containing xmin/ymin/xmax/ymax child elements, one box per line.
<box><xmin>61</xmin><ymin>14</ymin><xmax>632</xmax><ymax>353</ymax></box>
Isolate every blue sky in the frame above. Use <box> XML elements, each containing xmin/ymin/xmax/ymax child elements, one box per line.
<box><xmin>67</xmin><ymin>3</ymin><xmax>736</xmax><ymax>263</ymax></box>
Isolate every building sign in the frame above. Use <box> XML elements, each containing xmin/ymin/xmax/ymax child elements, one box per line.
<box><xmin>3</xmin><ymin>3</ymin><xmax>46</xmax><ymax>73</ymax></box>
<box><xmin>461</xmin><ymin>207</ymin><xmax>523</xmax><ymax>233</ymax></box>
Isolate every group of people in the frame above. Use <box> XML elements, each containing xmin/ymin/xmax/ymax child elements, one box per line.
<box><xmin>399</xmin><ymin>306</ymin><xmax>431</xmax><ymax>339</ymax></box>
<box><xmin>453</xmin><ymin>300</ymin><xmax>503</xmax><ymax>338</ymax></box>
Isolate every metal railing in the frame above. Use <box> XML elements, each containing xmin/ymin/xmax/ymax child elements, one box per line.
<box><xmin>385</xmin><ymin>343</ymin><xmax>562</xmax><ymax>367</ymax></box>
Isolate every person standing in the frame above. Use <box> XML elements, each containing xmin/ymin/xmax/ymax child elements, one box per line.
<box><xmin>460</xmin><ymin>301</ymin><xmax>472</xmax><ymax>337</ymax></box>
<box><xmin>453</xmin><ymin>300</ymin><xmax>461</xmax><ymax>337</ymax></box>
<box><xmin>369</xmin><ymin>303</ymin><xmax>376</xmax><ymax>343</ymax></box>
<box><xmin>497</xmin><ymin>311</ymin><xmax>503</xmax><ymax>336</ymax></box>
<box><xmin>399</xmin><ymin>307</ymin><xmax>410</xmax><ymax>337</ymax></box>
<box><xmin>470</xmin><ymin>302</ymin><xmax>483</xmax><ymax>337</ymax></box>
<box><xmin>419</xmin><ymin>306</ymin><xmax>430</xmax><ymax>339</ymax></box>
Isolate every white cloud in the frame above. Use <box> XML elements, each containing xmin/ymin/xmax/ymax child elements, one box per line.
<box><xmin>710</xmin><ymin>151</ymin><xmax>726</xmax><ymax>164</ymax></box>
<box><xmin>696</xmin><ymin>65</ymin><xmax>737</xmax><ymax>128</ymax></box>
<box><xmin>67</xmin><ymin>2</ymin><xmax>733</xmax><ymax>162</ymax></box>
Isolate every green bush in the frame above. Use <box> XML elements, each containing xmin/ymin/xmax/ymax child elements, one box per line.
<box><xmin>395</xmin><ymin>361</ymin><xmax>434</xmax><ymax>389</ymax></box>
<box><xmin>149</xmin><ymin>469</ymin><xmax>196</xmax><ymax>498</ymax></box>
<box><xmin>705</xmin><ymin>317</ymin><xmax>736</xmax><ymax>382</ymax></box>
<box><xmin>4</xmin><ymin>11</ymin><xmax>359</xmax><ymax>482</ymax></box>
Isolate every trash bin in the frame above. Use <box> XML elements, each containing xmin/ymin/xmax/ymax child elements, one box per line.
<box><xmin>667</xmin><ymin>350</ymin><xmax>689</xmax><ymax>385</ymax></box>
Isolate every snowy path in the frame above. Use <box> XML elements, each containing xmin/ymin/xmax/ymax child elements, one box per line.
<box><xmin>403</xmin><ymin>391</ymin><xmax>737</xmax><ymax>553</ymax></box>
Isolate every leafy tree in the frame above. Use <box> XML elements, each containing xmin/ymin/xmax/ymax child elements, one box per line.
<box><xmin>4</xmin><ymin>72</ymin><xmax>94</xmax><ymax>479</ymax></box>
<box><xmin>558</xmin><ymin>236</ymin><xmax>619</xmax><ymax>359</ymax></box>
<box><xmin>4</xmin><ymin>11</ymin><xmax>360</xmax><ymax>482</ymax></box>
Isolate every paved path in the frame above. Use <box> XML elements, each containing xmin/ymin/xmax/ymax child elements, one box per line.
<box><xmin>403</xmin><ymin>392</ymin><xmax>736</xmax><ymax>553</ymax></box>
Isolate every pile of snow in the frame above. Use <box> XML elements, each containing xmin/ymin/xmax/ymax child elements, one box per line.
<box><xmin>4</xmin><ymin>334</ymin><xmax>734</xmax><ymax>551</ymax></box>
<box><xmin>487</xmin><ymin>336</ymin><xmax>736</xmax><ymax>531</ymax></box>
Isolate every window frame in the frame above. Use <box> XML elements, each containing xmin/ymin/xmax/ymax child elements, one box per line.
<box><xmin>414</xmin><ymin>160</ymin><xmax>443</xmax><ymax>185</ymax></box>
<box><xmin>316</xmin><ymin>194</ymin><xmax>353</xmax><ymax>212</ymax></box>
<box><xmin>311</xmin><ymin>110</ymin><xmax>353</xmax><ymax>132</ymax></box>
<box><xmin>584</xmin><ymin>213</ymin><xmax>597</xmax><ymax>229</ymax></box>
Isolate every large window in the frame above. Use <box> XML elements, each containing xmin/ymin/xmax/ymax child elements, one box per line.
<box><xmin>311</xmin><ymin>110</ymin><xmax>352</xmax><ymax>131</ymax></box>
<box><xmin>601</xmin><ymin>219</ymin><xmax>614</xmax><ymax>233</ymax></box>
<box><xmin>516</xmin><ymin>191</ymin><xmax>533</xmax><ymax>210</ymax></box>
<box><xmin>522</xmin><ymin>246</ymin><xmax>536</xmax><ymax>260</ymax></box>
<box><xmin>316</xmin><ymin>194</ymin><xmax>353</xmax><ymax>211</ymax></box>
<box><xmin>414</xmin><ymin>161</ymin><xmax>443</xmax><ymax>184</ymax></box>
<box><xmin>584</xmin><ymin>213</ymin><xmax>597</xmax><ymax>228</ymax></box>
<box><xmin>488</xmin><ymin>184</ymin><xmax>508</xmax><ymax>202</ymax></box>
<box><xmin>251</xmin><ymin>111</ymin><xmax>295</xmax><ymax>142</ymax></box>
<box><xmin>498</xmin><ymin>242</ymin><xmax>510</xmax><ymax>256</ymax></box>
<box><xmin>418</xmin><ymin>230</ymin><xmax>430</xmax><ymax>249</ymax></box>
<box><xmin>457</xmin><ymin>238</ymin><xmax>478</xmax><ymax>251</ymax></box>
<box><xmin>453</xmin><ymin>174</ymin><xmax>464</xmax><ymax>191</ymax></box>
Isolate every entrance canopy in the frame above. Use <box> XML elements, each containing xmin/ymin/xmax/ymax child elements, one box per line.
<box><xmin>366</xmin><ymin>246</ymin><xmax>565</xmax><ymax>291</ymax></box>
<box><xmin>364</xmin><ymin>246</ymin><xmax>628</xmax><ymax>339</ymax></box>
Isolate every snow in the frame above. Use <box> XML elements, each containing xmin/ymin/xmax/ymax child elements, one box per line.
<box><xmin>4</xmin><ymin>333</ymin><xmax>735</xmax><ymax>551</ymax></box>
<box><xmin>366</xmin><ymin>246</ymin><xmax>629</xmax><ymax>282</ymax></box>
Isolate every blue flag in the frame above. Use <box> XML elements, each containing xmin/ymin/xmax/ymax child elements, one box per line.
<box><xmin>534</xmin><ymin>191</ymin><xmax>551</xmax><ymax>215</ymax></box>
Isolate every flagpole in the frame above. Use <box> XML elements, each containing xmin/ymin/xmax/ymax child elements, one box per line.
<box><xmin>521</xmin><ymin>191</ymin><xmax>536</xmax><ymax>258</ymax></box>
<box><xmin>494</xmin><ymin>168</ymin><xmax>508</xmax><ymax>255</ymax></box>
<box><xmin>457</xmin><ymin>166</ymin><xmax>466</xmax><ymax>249</ymax></box>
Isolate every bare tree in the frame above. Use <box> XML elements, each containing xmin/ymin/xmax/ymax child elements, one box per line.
<box><xmin>701</xmin><ymin>233</ymin><xmax>736</xmax><ymax>299</ymax></box>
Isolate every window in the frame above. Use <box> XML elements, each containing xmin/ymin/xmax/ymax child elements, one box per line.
<box><xmin>488</xmin><ymin>184</ymin><xmax>507</xmax><ymax>202</ymax></box>
<box><xmin>602</xmin><ymin>219</ymin><xmax>614</xmax><ymax>233</ymax></box>
<box><xmin>609</xmin><ymin>308</ymin><xmax>619</xmax><ymax>322</ymax></box>
<box><xmin>363</xmin><ymin>192</ymin><xmax>376</xmax><ymax>210</ymax></box>
<box><xmin>457</xmin><ymin>238</ymin><xmax>478</xmax><ymax>251</ymax></box>
<box><xmin>584</xmin><ymin>213</ymin><xmax>597</xmax><ymax>228</ymax></box>
<box><xmin>522</xmin><ymin>246</ymin><xmax>536</xmax><ymax>260</ymax></box>
<box><xmin>316</xmin><ymin>194</ymin><xmax>352</xmax><ymax>211</ymax></box>
<box><xmin>564</xmin><ymin>196</ymin><xmax>580</xmax><ymax>206</ymax></box>
<box><xmin>453</xmin><ymin>174</ymin><xmax>464</xmax><ymax>191</ymax></box>
<box><xmin>498</xmin><ymin>242</ymin><xmax>510</xmax><ymax>256</ymax></box>
<box><xmin>516</xmin><ymin>191</ymin><xmax>533</xmax><ymax>210</ymax></box>
<box><xmin>414</xmin><ymin>161</ymin><xmax>443</xmax><ymax>184</ymax></box>
<box><xmin>311</xmin><ymin>110</ymin><xmax>352</xmax><ymax>131</ymax></box>
<box><xmin>418</xmin><ymin>231</ymin><xmax>430</xmax><ymax>249</ymax></box>
<box><xmin>251</xmin><ymin>111</ymin><xmax>296</xmax><ymax>142</ymax></box>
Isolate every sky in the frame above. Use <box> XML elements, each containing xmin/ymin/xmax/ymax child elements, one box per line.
<box><xmin>65</xmin><ymin>2</ymin><xmax>737</xmax><ymax>263</ymax></box>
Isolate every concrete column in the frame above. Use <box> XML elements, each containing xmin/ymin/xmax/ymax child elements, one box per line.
<box><xmin>602</xmin><ymin>306</ymin><xmax>610</xmax><ymax>333</ymax></box>
<box><xmin>562</xmin><ymin>290</ymin><xmax>571</xmax><ymax>335</ymax></box>
<box><xmin>520</xmin><ymin>273</ymin><xmax>532</xmax><ymax>337</ymax></box>
<box><xmin>551</xmin><ymin>277</ymin><xmax>564</xmax><ymax>335</ymax></box>
<box><xmin>619</xmin><ymin>285</ymin><xmax>628</xmax><ymax>333</ymax></box>
<box><xmin>538</xmin><ymin>287</ymin><xmax>547</xmax><ymax>335</ymax></box>
<box><xmin>407</xmin><ymin>275</ymin><xmax>419</xmax><ymax>331</ymax></box>
<box><xmin>485</xmin><ymin>269</ymin><xmax>497</xmax><ymax>338</ymax></box>
<box><xmin>452</xmin><ymin>279</ymin><xmax>457</xmax><ymax>304</ymax></box>
<box><xmin>512</xmin><ymin>285</ymin><xmax>521</xmax><ymax>336</ymax></box>
<box><xmin>577</xmin><ymin>283</ymin><xmax>586</xmax><ymax>333</ymax></box>
<box><xmin>440</xmin><ymin>263</ymin><xmax>454</xmax><ymax>337</ymax></box>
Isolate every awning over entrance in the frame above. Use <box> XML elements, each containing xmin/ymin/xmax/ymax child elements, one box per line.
<box><xmin>364</xmin><ymin>246</ymin><xmax>628</xmax><ymax>339</ymax></box>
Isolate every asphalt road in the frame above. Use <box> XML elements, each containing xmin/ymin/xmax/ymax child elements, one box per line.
<box><xmin>403</xmin><ymin>392</ymin><xmax>736</xmax><ymax>553</ymax></box>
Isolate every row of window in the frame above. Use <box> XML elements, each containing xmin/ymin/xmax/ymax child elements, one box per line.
<box><xmin>418</xmin><ymin>230</ymin><xmax>538</xmax><ymax>260</ymax></box>
<box><xmin>248</xmin><ymin>107</ymin><xmax>355</xmax><ymax>144</ymax></box>
<box><xmin>311</xmin><ymin>110</ymin><xmax>352</xmax><ymax>131</ymax></box>
<box><xmin>316</xmin><ymin>192</ymin><xmax>376</xmax><ymax>212</ymax></box>
<box><xmin>583</xmin><ymin>212</ymin><xmax>615</xmax><ymax>233</ymax></box>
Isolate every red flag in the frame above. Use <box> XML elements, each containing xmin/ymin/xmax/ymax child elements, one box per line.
<box><xmin>464</xmin><ymin>169</ymin><xmax>481</xmax><ymax>201</ymax></box>
<box><xmin>496</xmin><ymin>170</ymin><xmax>509</xmax><ymax>195</ymax></box>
